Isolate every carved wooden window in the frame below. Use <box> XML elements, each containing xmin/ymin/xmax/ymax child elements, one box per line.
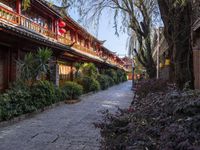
<box><xmin>59</xmin><ymin>64</ymin><xmax>71</xmax><ymax>80</ymax></box>
<box><xmin>22</xmin><ymin>7</ymin><xmax>52</xmax><ymax>30</ymax></box>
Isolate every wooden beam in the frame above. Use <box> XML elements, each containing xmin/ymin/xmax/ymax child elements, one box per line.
<box><xmin>16</xmin><ymin>0</ymin><xmax>21</xmax><ymax>14</ymax></box>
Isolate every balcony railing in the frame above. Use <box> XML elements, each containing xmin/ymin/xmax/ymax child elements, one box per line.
<box><xmin>0</xmin><ymin>6</ymin><xmax>124</xmax><ymax>68</ymax></box>
<box><xmin>58</xmin><ymin>35</ymin><xmax>73</xmax><ymax>45</ymax></box>
<box><xmin>0</xmin><ymin>6</ymin><xmax>20</xmax><ymax>24</ymax></box>
<box><xmin>0</xmin><ymin>6</ymin><xmax>56</xmax><ymax>39</ymax></box>
<box><xmin>73</xmin><ymin>43</ymin><xmax>98</xmax><ymax>56</ymax></box>
<box><xmin>20</xmin><ymin>16</ymin><xmax>57</xmax><ymax>39</ymax></box>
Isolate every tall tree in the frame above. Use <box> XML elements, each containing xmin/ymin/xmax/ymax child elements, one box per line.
<box><xmin>67</xmin><ymin>0</ymin><xmax>158</xmax><ymax>78</ymax></box>
<box><xmin>157</xmin><ymin>0</ymin><xmax>194</xmax><ymax>89</ymax></box>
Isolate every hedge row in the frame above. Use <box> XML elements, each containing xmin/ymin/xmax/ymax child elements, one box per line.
<box><xmin>0</xmin><ymin>81</ymin><xmax>64</xmax><ymax>121</ymax></box>
<box><xmin>0</xmin><ymin>69</ymin><xmax>127</xmax><ymax>121</ymax></box>
<box><xmin>76</xmin><ymin>68</ymin><xmax>127</xmax><ymax>93</ymax></box>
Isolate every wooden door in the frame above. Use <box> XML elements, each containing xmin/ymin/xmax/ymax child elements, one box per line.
<box><xmin>0</xmin><ymin>48</ymin><xmax>8</xmax><ymax>91</ymax></box>
<box><xmin>193</xmin><ymin>50</ymin><xmax>200</xmax><ymax>89</ymax></box>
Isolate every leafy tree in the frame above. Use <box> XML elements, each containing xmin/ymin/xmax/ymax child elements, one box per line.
<box><xmin>78</xmin><ymin>0</ymin><xmax>158</xmax><ymax>78</ymax></box>
<box><xmin>35</xmin><ymin>48</ymin><xmax>52</xmax><ymax>79</ymax></box>
<box><xmin>74</xmin><ymin>62</ymin><xmax>83</xmax><ymax>78</ymax></box>
<box><xmin>17</xmin><ymin>48</ymin><xmax>52</xmax><ymax>85</ymax></box>
<box><xmin>22</xmin><ymin>0</ymin><xmax>30</xmax><ymax>9</ymax></box>
<box><xmin>52</xmin><ymin>0</ymin><xmax>195</xmax><ymax>88</ymax></box>
<box><xmin>17</xmin><ymin>52</ymin><xmax>35</xmax><ymax>82</ymax></box>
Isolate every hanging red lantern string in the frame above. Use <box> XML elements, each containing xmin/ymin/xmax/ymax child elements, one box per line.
<box><xmin>59</xmin><ymin>28</ymin><xmax>66</xmax><ymax>34</ymax></box>
<box><xmin>59</xmin><ymin>21</ymin><xmax>66</xmax><ymax>28</ymax></box>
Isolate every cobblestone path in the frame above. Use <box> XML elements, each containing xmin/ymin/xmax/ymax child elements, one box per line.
<box><xmin>0</xmin><ymin>81</ymin><xmax>133</xmax><ymax>150</ymax></box>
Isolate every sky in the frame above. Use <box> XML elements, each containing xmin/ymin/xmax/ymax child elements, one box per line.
<box><xmin>94</xmin><ymin>13</ymin><xmax>129</xmax><ymax>57</ymax></box>
<box><xmin>68</xmin><ymin>8</ymin><xmax>129</xmax><ymax>57</ymax></box>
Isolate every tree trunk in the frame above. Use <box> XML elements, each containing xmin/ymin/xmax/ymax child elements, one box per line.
<box><xmin>146</xmin><ymin>64</ymin><xmax>157</xmax><ymax>79</ymax></box>
<box><xmin>157</xmin><ymin>0</ymin><xmax>194</xmax><ymax>89</ymax></box>
<box><xmin>133</xmin><ymin>32</ymin><xmax>157</xmax><ymax>79</ymax></box>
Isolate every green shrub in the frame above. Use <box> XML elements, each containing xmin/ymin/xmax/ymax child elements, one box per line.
<box><xmin>104</xmin><ymin>69</ymin><xmax>118</xmax><ymax>84</ymax></box>
<box><xmin>77</xmin><ymin>76</ymin><xmax>100</xmax><ymax>93</ymax></box>
<box><xmin>116</xmin><ymin>69</ymin><xmax>123</xmax><ymax>83</ymax></box>
<box><xmin>116</xmin><ymin>69</ymin><xmax>128</xmax><ymax>83</ymax></box>
<box><xmin>122</xmin><ymin>71</ymin><xmax>128</xmax><ymax>82</ymax></box>
<box><xmin>81</xmin><ymin>63</ymin><xmax>98</xmax><ymax>79</ymax></box>
<box><xmin>97</xmin><ymin>74</ymin><xmax>110</xmax><ymax>90</ymax></box>
<box><xmin>0</xmin><ymin>82</ymin><xmax>34</xmax><ymax>120</ymax></box>
<box><xmin>54</xmin><ymin>87</ymin><xmax>65</xmax><ymax>102</ymax></box>
<box><xmin>90</xmin><ymin>79</ymin><xmax>100</xmax><ymax>92</ymax></box>
<box><xmin>0</xmin><ymin>80</ymin><xmax>65</xmax><ymax>121</ymax></box>
<box><xmin>62</xmin><ymin>81</ymin><xmax>83</xmax><ymax>100</ymax></box>
<box><xmin>0</xmin><ymin>94</ymin><xmax>13</xmax><ymax>120</ymax></box>
<box><xmin>31</xmin><ymin>81</ymin><xmax>56</xmax><ymax>109</ymax></box>
<box><xmin>107</xmin><ymin>76</ymin><xmax>115</xmax><ymax>87</ymax></box>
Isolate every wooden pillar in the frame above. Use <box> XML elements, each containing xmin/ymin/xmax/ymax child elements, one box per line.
<box><xmin>88</xmin><ymin>39</ymin><xmax>91</xmax><ymax>50</ymax></box>
<box><xmin>88</xmin><ymin>40</ymin><xmax>90</xmax><ymax>49</ymax></box>
<box><xmin>6</xmin><ymin>48</ymin><xmax>11</xmax><ymax>86</ymax></box>
<box><xmin>50</xmin><ymin>58</ymin><xmax>60</xmax><ymax>86</ymax></box>
<box><xmin>16</xmin><ymin>0</ymin><xmax>21</xmax><ymax>14</ymax></box>
<box><xmin>54</xmin><ymin>19</ymin><xmax>59</xmax><ymax>40</ymax></box>
<box><xmin>9</xmin><ymin>49</ymin><xmax>18</xmax><ymax>82</ymax></box>
<box><xmin>0</xmin><ymin>47</ymin><xmax>9</xmax><ymax>91</ymax></box>
<box><xmin>70</xmin><ymin>63</ymin><xmax>73</xmax><ymax>81</ymax></box>
<box><xmin>16</xmin><ymin>48</ymin><xmax>21</xmax><ymax>79</ymax></box>
<box><xmin>75</xmin><ymin>32</ymin><xmax>78</xmax><ymax>43</ymax></box>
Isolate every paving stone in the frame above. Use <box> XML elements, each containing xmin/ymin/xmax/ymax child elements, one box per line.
<box><xmin>0</xmin><ymin>81</ymin><xmax>133</xmax><ymax>150</ymax></box>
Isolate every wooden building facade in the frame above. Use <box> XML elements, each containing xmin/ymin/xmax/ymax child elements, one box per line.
<box><xmin>0</xmin><ymin>0</ymin><xmax>126</xmax><ymax>91</ymax></box>
<box><xmin>192</xmin><ymin>20</ymin><xmax>200</xmax><ymax>89</ymax></box>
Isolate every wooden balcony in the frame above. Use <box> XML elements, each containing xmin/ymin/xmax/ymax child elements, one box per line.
<box><xmin>20</xmin><ymin>16</ymin><xmax>57</xmax><ymax>39</ymax></box>
<box><xmin>0</xmin><ymin>6</ymin><xmax>97</xmax><ymax>56</ymax></box>
<box><xmin>0</xmin><ymin>6</ymin><xmax>124</xmax><ymax>68</ymax></box>
<box><xmin>58</xmin><ymin>35</ymin><xmax>73</xmax><ymax>45</ymax></box>
<box><xmin>73</xmin><ymin>43</ymin><xmax>98</xmax><ymax>56</ymax></box>
<box><xmin>0</xmin><ymin>6</ymin><xmax>20</xmax><ymax>25</ymax></box>
<box><xmin>0</xmin><ymin>6</ymin><xmax>56</xmax><ymax>39</ymax></box>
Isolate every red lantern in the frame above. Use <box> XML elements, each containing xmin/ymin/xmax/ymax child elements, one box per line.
<box><xmin>59</xmin><ymin>21</ymin><xmax>66</xmax><ymax>28</ymax></box>
<box><xmin>59</xmin><ymin>28</ymin><xmax>66</xmax><ymax>34</ymax></box>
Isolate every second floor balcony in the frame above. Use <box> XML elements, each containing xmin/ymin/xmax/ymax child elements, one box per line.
<box><xmin>0</xmin><ymin>4</ymin><xmax>125</xmax><ymax>69</ymax></box>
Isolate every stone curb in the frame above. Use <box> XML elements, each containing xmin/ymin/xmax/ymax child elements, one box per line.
<box><xmin>64</xmin><ymin>99</ymin><xmax>81</xmax><ymax>104</ymax></box>
<box><xmin>80</xmin><ymin>92</ymin><xmax>95</xmax><ymax>98</ymax></box>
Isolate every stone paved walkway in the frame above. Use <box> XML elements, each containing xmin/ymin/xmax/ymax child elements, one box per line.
<box><xmin>0</xmin><ymin>81</ymin><xmax>133</xmax><ymax>150</ymax></box>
